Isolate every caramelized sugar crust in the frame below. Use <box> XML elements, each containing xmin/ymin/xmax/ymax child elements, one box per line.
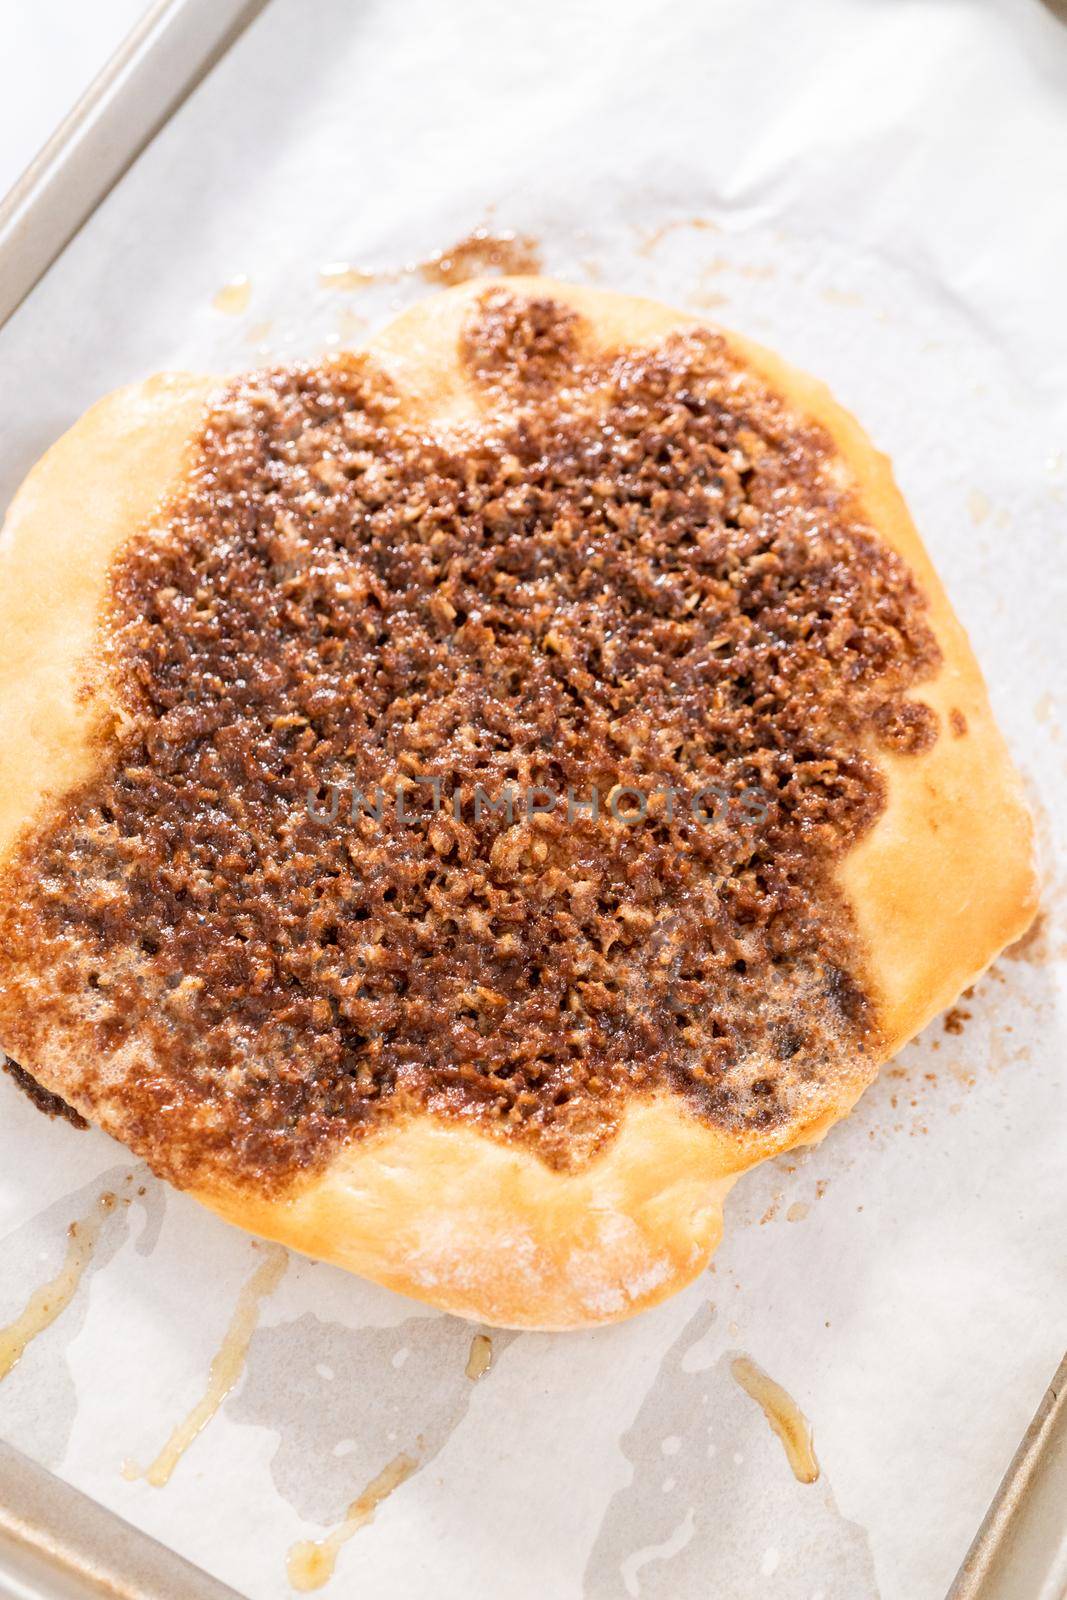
<box><xmin>0</xmin><ymin>293</ymin><xmax>939</xmax><ymax>1189</ymax></box>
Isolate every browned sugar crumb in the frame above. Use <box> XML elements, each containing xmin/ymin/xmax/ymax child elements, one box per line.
<box><xmin>943</xmin><ymin>1007</ymin><xmax>971</xmax><ymax>1036</ymax></box>
<box><xmin>420</xmin><ymin>229</ymin><xmax>542</xmax><ymax>287</ymax></box>
<box><xmin>1003</xmin><ymin>910</ymin><xmax>1045</xmax><ymax>963</ymax></box>
<box><xmin>872</xmin><ymin>698</ymin><xmax>939</xmax><ymax>754</ymax></box>
<box><xmin>0</xmin><ymin>293</ymin><xmax>940</xmax><ymax>1191</ymax></box>
<box><xmin>320</xmin><ymin>232</ymin><xmax>543</xmax><ymax>295</ymax></box>
<box><xmin>461</xmin><ymin>287</ymin><xmax>581</xmax><ymax>392</ymax></box>
<box><xmin>2</xmin><ymin>1058</ymin><xmax>88</xmax><ymax>1129</ymax></box>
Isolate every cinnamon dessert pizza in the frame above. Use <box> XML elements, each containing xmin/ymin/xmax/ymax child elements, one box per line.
<box><xmin>0</xmin><ymin>278</ymin><xmax>1036</xmax><ymax>1327</ymax></box>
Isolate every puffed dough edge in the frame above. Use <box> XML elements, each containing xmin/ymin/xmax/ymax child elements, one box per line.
<box><xmin>202</xmin><ymin>1101</ymin><xmax>757</xmax><ymax>1330</ymax></box>
<box><xmin>0</xmin><ymin>278</ymin><xmax>1037</xmax><ymax>1329</ymax></box>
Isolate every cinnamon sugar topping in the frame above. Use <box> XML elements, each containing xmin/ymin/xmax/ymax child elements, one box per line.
<box><xmin>0</xmin><ymin>292</ymin><xmax>940</xmax><ymax>1189</ymax></box>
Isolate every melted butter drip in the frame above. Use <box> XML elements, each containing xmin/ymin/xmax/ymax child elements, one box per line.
<box><xmin>287</xmin><ymin>1454</ymin><xmax>418</xmax><ymax>1591</ymax></box>
<box><xmin>731</xmin><ymin>1355</ymin><xmax>820</xmax><ymax>1484</ymax></box>
<box><xmin>0</xmin><ymin>1195</ymin><xmax>111</xmax><ymax>1380</ymax></box>
<box><xmin>128</xmin><ymin>1245</ymin><xmax>286</xmax><ymax>1487</ymax></box>
<box><xmin>319</xmin><ymin>263</ymin><xmax>378</xmax><ymax>290</ymax></box>
<box><xmin>213</xmin><ymin>275</ymin><xmax>251</xmax><ymax>314</ymax></box>
<box><xmin>465</xmin><ymin>1333</ymin><xmax>493</xmax><ymax>1381</ymax></box>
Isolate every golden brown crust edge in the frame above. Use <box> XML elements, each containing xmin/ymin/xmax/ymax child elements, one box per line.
<box><xmin>0</xmin><ymin>278</ymin><xmax>1037</xmax><ymax>1329</ymax></box>
<box><xmin>0</xmin><ymin>373</ymin><xmax>219</xmax><ymax>864</ymax></box>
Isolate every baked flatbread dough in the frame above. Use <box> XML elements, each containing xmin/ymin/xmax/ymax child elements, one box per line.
<box><xmin>0</xmin><ymin>279</ymin><xmax>1036</xmax><ymax>1328</ymax></box>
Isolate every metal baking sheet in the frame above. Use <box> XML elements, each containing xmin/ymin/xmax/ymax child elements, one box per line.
<box><xmin>1</xmin><ymin>2</ymin><xmax>1065</xmax><ymax>1598</ymax></box>
<box><xmin>0</xmin><ymin>0</ymin><xmax>269</xmax><ymax>330</ymax></box>
<box><xmin>0</xmin><ymin>1440</ymin><xmax>244</xmax><ymax>1600</ymax></box>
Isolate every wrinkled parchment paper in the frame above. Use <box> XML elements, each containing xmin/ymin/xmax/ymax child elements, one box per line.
<box><xmin>1</xmin><ymin>2</ymin><xmax>1065</xmax><ymax>1596</ymax></box>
